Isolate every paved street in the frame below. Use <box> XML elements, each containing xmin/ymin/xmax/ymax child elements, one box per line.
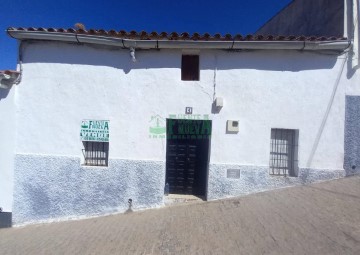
<box><xmin>1</xmin><ymin>176</ymin><xmax>360</xmax><ymax>255</ymax></box>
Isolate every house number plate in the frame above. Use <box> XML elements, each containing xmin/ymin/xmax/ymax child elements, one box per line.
<box><xmin>185</xmin><ymin>107</ymin><xmax>193</xmax><ymax>114</ymax></box>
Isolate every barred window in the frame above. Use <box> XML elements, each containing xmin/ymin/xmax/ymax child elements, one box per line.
<box><xmin>82</xmin><ymin>141</ymin><xmax>109</xmax><ymax>167</ymax></box>
<box><xmin>269</xmin><ymin>129</ymin><xmax>299</xmax><ymax>177</ymax></box>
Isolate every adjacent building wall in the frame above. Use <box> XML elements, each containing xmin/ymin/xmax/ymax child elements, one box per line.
<box><xmin>0</xmin><ymin>85</ymin><xmax>16</xmax><ymax>215</ymax></box>
<box><xmin>344</xmin><ymin>54</ymin><xmax>360</xmax><ymax>175</ymax></box>
<box><xmin>344</xmin><ymin>96</ymin><xmax>360</xmax><ymax>174</ymax></box>
<box><xmin>13</xmin><ymin>41</ymin><xmax>348</xmax><ymax>224</ymax></box>
<box><xmin>341</xmin><ymin>0</ymin><xmax>360</xmax><ymax>176</ymax></box>
<box><xmin>256</xmin><ymin>0</ymin><xmax>344</xmax><ymax>36</ymax></box>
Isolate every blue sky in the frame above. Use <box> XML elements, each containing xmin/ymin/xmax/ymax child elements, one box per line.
<box><xmin>0</xmin><ymin>0</ymin><xmax>291</xmax><ymax>70</ymax></box>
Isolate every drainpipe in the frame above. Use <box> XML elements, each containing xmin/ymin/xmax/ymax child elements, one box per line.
<box><xmin>15</xmin><ymin>41</ymin><xmax>23</xmax><ymax>84</ymax></box>
<box><xmin>352</xmin><ymin>0</ymin><xmax>360</xmax><ymax>68</ymax></box>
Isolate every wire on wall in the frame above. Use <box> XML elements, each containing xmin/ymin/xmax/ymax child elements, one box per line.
<box><xmin>213</xmin><ymin>55</ymin><xmax>217</xmax><ymax>102</ymax></box>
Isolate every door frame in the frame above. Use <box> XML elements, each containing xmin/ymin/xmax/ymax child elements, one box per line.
<box><xmin>165</xmin><ymin>118</ymin><xmax>212</xmax><ymax>199</ymax></box>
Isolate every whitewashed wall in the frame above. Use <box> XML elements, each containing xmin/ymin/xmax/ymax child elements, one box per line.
<box><xmin>16</xmin><ymin>42</ymin><xmax>346</xmax><ymax>168</ymax></box>
<box><xmin>0</xmin><ymin>85</ymin><xmax>16</xmax><ymax>212</ymax></box>
<box><xmin>12</xmin><ymin>41</ymin><xmax>350</xmax><ymax>224</ymax></box>
<box><xmin>212</xmin><ymin>51</ymin><xmax>346</xmax><ymax>169</ymax></box>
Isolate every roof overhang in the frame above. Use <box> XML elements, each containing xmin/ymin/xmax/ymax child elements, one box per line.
<box><xmin>7</xmin><ymin>29</ymin><xmax>351</xmax><ymax>52</ymax></box>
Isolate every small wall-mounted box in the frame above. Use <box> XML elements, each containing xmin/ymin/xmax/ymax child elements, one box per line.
<box><xmin>215</xmin><ymin>97</ymin><xmax>223</xmax><ymax>108</ymax></box>
<box><xmin>227</xmin><ymin>120</ymin><xmax>239</xmax><ymax>133</ymax></box>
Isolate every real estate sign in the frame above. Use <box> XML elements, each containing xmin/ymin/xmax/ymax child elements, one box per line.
<box><xmin>80</xmin><ymin>120</ymin><xmax>109</xmax><ymax>142</ymax></box>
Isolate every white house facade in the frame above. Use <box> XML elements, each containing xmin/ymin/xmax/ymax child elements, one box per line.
<box><xmin>1</xmin><ymin>0</ymin><xmax>360</xmax><ymax>226</ymax></box>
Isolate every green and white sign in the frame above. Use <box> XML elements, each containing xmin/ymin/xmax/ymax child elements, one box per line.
<box><xmin>80</xmin><ymin>120</ymin><xmax>109</xmax><ymax>142</ymax></box>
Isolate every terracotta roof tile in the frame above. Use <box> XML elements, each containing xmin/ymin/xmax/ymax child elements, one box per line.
<box><xmin>6</xmin><ymin>27</ymin><xmax>347</xmax><ymax>42</ymax></box>
<box><xmin>0</xmin><ymin>70</ymin><xmax>20</xmax><ymax>75</ymax></box>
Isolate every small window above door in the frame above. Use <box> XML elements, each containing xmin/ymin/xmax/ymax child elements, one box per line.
<box><xmin>181</xmin><ymin>55</ymin><xmax>199</xmax><ymax>81</ymax></box>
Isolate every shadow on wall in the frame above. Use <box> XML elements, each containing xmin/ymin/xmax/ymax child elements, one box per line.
<box><xmin>203</xmin><ymin>50</ymin><xmax>338</xmax><ymax>72</ymax></box>
<box><xmin>22</xmin><ymin>41</ymin><xmax>339</xmax><ymax>74</ymax></box>
<box><xmin>346</xmin><ymin>45</ymin><xmax>358</xmax><ymax>79</ymax></box>
<box><xmin>23</xmin><ymin>183</ymin><xmax>51</xmax><ymax>218</ymax></box>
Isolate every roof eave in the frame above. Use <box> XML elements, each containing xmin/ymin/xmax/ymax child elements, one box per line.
<box><xmin>7</xmin><ymin>30</ymin><xmax>351</xmax><ymax>51</ymax></box>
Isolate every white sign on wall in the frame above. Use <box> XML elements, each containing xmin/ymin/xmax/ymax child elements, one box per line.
<box><xmin>80</xmin><ymin>120</ymin><xmax>109</xmax><ymax>142</ymax></box>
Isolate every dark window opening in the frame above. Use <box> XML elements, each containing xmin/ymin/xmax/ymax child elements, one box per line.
<box><xmin>181</xmin><ymin>55</ymin><xmax>199</xmax><ymax>81</ymax></box>
<box><xmin>269</xmin><ymin>129</ymin><xmax>298</xmax><ymax>177</ymax></box>
<box><xmin>82</xmin><ymin>141</ymin><xmax>109</xmax><ymax>167</ymax></box>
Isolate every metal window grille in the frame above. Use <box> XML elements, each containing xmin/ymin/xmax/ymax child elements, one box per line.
<box><xmin>269</xmin><ymin>129</ymin><xmax>298</xmax><ymax>177</ymax></box>
<box><xmin>82</xmin><ymin>141</ymin><xmax>109</xmax><ymax>166</ymax></box>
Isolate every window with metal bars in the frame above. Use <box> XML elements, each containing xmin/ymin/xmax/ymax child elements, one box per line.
<box><xmin>181</xmin><ymin>55</ymin><xmax>199</xmax><ymax>81</ymax></box>
<box><xmin>82</xmin><ymin>141</ymin><xmax>109</xmax><ymax>167</ymax></box>
<box><xmin>269</xmin><ymin>129</ymin><xmax>299</xmax><ymax>177</ymax></box>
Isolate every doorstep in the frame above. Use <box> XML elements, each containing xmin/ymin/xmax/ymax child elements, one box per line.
<box><xmin>164</xmin><ymin>194</ymin><xmax>205</xmax><ymax>206</ymax></box>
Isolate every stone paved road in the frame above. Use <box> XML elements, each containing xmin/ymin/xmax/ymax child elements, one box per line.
<box><xmin>1</xmin><ymin>176</ymin><xmax>360</xmax><ymax>255</ymax></box>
